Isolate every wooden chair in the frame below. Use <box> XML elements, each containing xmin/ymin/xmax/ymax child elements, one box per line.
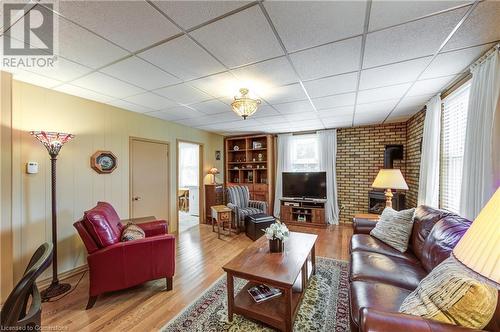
<box><xmin>1</xmin><ymin>243</ymin><xmax>53</xmax><ymax>330</ymax></box>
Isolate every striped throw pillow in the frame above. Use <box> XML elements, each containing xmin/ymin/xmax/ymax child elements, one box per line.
<box><xmin>399</xmin><ymin>256</ymin><xmax>497</xmax><ymax>329</ymax></box>
<box><xmin>121</xmin><ymin>223</ymin><xmax>145</xmax><ymax>242</ymax></box>
<box><xmin>370</xmin><ymin>207</ymin><xmax>415</xmax><ymax>252</ymax></box>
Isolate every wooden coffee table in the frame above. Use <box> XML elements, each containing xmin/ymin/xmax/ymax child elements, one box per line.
<box><xmin>222</xmin><ymin>231</ymin><xmax>318</xmax><ymax>332</ymax></box>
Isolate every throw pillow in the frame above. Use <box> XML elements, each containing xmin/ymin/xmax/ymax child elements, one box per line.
<box><xmin>370</xmin><ymin>207</ymin><xmax>415</xmax><ymax>252</ymax></box>
<box><xmin>399</xmin><ymin>256</ymin><xmax>497</xmax><ymax>329</ymax></box>
<box><xmin>121</xmin><ymin>223</ymin><xmax>145</xmax><ymax>242</ymax></box>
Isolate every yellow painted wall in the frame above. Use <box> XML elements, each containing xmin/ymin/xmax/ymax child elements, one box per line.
<box><xmin>10</xmin><ymin>80</ymin><xmax>224</xmax><ymax>281</ymax></box>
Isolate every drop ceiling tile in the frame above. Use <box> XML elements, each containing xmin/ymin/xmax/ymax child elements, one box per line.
<box><xmin>353</xmin><ymin>112</ymin><xmax>388</xmax><ymax>126</ymax></box>
<box><xmin>189</xmin><ymin>6</ymin><xmax>283</xmax><ymax>68</ymax></box>
<box><xmin>357</xmin><ymin>83</ymin><xmax>411</xmax><ymax>104</ymax></box>
<box><xmin>123</xmin><ymin>92</ymin><xmax>176</xmax><ymax>110</ymax></box>
<box><xmin>100</xmin><ymin>56</ymin><xmax>180</xmax><ymax>90</ymax></box>
<box><xmin>106</xmin><ymin>99</ymin><xmax>155</xmax><ymax>114</ymax></box>
<box><xmin>13</xmin><ymin>70</ymin><xmax>62</xmax><ymax>89</ymax></box>
<box><xmin>58</xmin><ymin>1</ymin><xmax>181</xmax><ymax>52</ymax></box>
<box><xmin>312</xmin><ymin>92</ymin><xmax>356</xmax><ymax>110</ymax></box>
<box><xmin>265</xmin><ymin>83</ymin><xmax>308</xmax><ymax>105</ymax></box>
<box><xmin>322</xmin><ymin>118</ymin><xmax>352</xmax><ymax>128</ymax></box>
<box><xmin>72</xmin><ymin>72</ymin><xmax>145</xmax><ymax>99</ymax></box>
<box><xmin>356</xmin><ymin>99</ymin><xmax>399</xmax><ymax>114</ymax></box>
<box><xmin>407</xmin><ymin>75</ymin><xmax>457</xmax><ymax>97</ymax></box>
<box><xmin>189</xmin><ymin>71</ymin><xmax>237</xmax><ymax>98</ymax></box>
<box><xmin>273</xmin><ymin>100</ymin><xmax>314</xmax><ymax>114</ymax></box>
<box><xmin>154</xmin><ymin>83</ymin><xmax>212</xmax><ymax>104</ymax></box>
<box><xmin>444</xmin><ymin>1</ymin><xmax>500</xmax><ymax>51</ymax></box>
<box><xmin>191</xmin><ymin>99</ymin><xmax>229</xmax><ymax>115</ymax></box>
<box><xmin>422</xmin><ymin>44</ymin><xmax>493</xmax><ymax>80</ymax></box>
<box><xmin>257</xmin><ymin>115</ymin><xmax>290</xmax><ymax>124</ymax></box>
<box><xmin>363</xmin><ymin>7</ymin><xmax>467</xmax><ymax>68</ymax></box>
<box><xmin>232</xmin><ymin>56</ymin><xmax>299</xmax><ymax>90</ymax></box>
<box><xmin>369</xmin><ymin>1</ymin><xmax>471</xmax><ymax>31</ymax></box>
<box><xmin>0</xmin><ymin>1</ymin><xmax>35</xmax><ymax>33</ymax></box>
<box><xmin>55</xmin><ymin>16</ymin><xmax>129</xmax><ymax>69</ymax></box>
<box><xmin>284</xmin><ymin>112</ymin><xmax>320</xmax><ymax>122</ymax></box>
<box><xmin>139</xmin><ymin>35</ymin><xmax>226</xmax><ymax>80</ymax></box>
<box><xmin>152</xmin><ymin>1</ymin><xmax>249</xmax><ymax>30</ymax></box>
<box><xmin>252</xmin><ymin>105</ymin><xmax>281</xmax><ymax>119</ymax></box>
<box><xmin>264</xmin><ymin>1</ymin><xmax>366</xmax><ymax>52</ymax></box>
<box><xmin>318</xmin><ymin>106</ymin><xmax>355</xmax><ymax>118</ymax></box>
<box><xmin>148</xmin><ymin>106</ymin><xmax>204</xmax><ymax>122</ymax></box>
<box><xmin>303</xmin><ymin>72</ymin><xmax>358</xmax><ymax>98</ymax></box>
<box><xmin>147</xmin><ymin>110</ymin><xmax>185</xmax><ymax>122</ymax></box>
<box><xmin>391</xmin><ymin>94</ymin><xmax>431</xmax><ymax>117</ymax></box>
<box><xmin>359</xmin><ymin>57</ymin><xmax>431</xmax><ymax>90</ymax></box>
<box><xmin>290</xmin><ymin>37</ymin><xmax>362</xmax><ymax>80</ymax></box>
<box><xmin>54</xmin><ymin>84</ymin><xmax>114</xmax><ymax>103</ymax></box>
<box><xmin>25</xmin><ymin>57</ymin><xmax>93</xmax><ymax>82</ymax></box>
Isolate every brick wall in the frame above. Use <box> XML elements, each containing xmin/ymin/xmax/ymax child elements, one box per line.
<box><xmin>405</xmin><ymin>109</ymin><xmax>426</xmax><ymax>209</ymax></box>
<box><xmin>336</xmin><ymin>122</ymin><xmax>407</xmax><ymax>223</ymax></box>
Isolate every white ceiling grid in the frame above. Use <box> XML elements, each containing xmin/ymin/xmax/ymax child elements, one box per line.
<box><xmin>1</xmin><ymin>0</ymin><xmax>499</xmax><ymax>135</ymax></box>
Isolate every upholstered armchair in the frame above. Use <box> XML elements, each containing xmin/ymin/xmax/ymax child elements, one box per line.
<box><xmin>73</xmin><ymin>202</ymin><xmax>175</xmax><ymax>309</ymax></box>
<box><xmin>226</xmin><ymin>186</ymin><xmax>268</xmax><ymax>230</ymax></box>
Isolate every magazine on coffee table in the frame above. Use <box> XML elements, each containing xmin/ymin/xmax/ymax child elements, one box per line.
<box><xmin>248</xmin><ymin>284</ymin><xmax>282</xmax><ymax>303</ymax></box>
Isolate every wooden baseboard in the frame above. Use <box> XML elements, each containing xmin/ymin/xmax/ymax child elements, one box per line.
<box><xmin>36</xmin><ymin>264</ymin><xmax>88</xmax><ymax>289</ymax></box>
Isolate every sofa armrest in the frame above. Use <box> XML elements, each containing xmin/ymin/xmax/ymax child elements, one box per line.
<box><xmin>136</xmin><ymin>219</ymin><xmax>168</xmax><ymax>237</ymax></box>
<box><xmin>249</xmin><ymin>200</ymin><xmax>267</xmax><ymax>212</ymax></box>
<box><xmin>359</xmin><ymin>308</ymin><xmax>483</xmax><ymax>332</ymax></box>
<box><xmin>353</xmin><ymin>218</ymin><xmax>378</xmax><ymax>234</ymax></box>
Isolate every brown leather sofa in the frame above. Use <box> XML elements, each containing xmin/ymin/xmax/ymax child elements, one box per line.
<box><xmin>349</xmin><ymin>206</ymin><xmax>500</xmax><ymax>332</ymax></box>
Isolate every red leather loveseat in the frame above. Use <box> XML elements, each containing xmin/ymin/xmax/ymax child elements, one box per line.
<box><xmin>349</xmin><ymin>206</ymin><xmax>500</xmax><ymax>332</ymax></box>
<box><xmin>74</xmin><ymin>202</ymin><xmax>175</xmax><ymax>309</ymax></box>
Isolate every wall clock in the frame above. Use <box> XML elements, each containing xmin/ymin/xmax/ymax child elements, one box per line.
<box><xmin>91</xmin><ymin>150</ymin><xmax>117</xmax><ymax>174</ymax></box>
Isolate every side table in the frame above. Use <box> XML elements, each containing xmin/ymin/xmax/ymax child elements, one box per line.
<box><xmin>211</xmin><ymin>205</ymin><xmax>233</xmax><ymax>239</ymax></box>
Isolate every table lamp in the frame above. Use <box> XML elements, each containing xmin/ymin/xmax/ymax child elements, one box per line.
<box><xmin>372</xmin><ymin>169</ymin><xmax>408</xmax><ymax>208</ymax></box>
<box><xmin>30</xmin><ymin>131</ymin><xmax>75</xmax><ymax>300</ymax></box>
<box><xmin>453</xmin><ymin>187</ymin><xmax>500</xmax><ymax>286</ymax></box>
<box><xmin>209</xmin><ymin>167</ymin><xmax>219</xmax><ymax>184</ymax></box>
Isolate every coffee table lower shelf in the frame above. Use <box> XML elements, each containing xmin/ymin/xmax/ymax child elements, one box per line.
<box><xmin>233</xmin><ymin>281</ymin><xmax>302</xmax><ymax>331</ymax></box>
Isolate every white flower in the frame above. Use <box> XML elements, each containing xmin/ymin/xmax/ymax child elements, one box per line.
<box><xmin>264</xmin><ymin>222</ymin><xmax>290</xmax><ymax>241</ymax></box>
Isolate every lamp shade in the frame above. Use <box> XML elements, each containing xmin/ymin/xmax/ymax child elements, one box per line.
<box><xmin>372</xmin><ymin>169</ymin><xmax>408</xmax><ymax>190</ymax></box>
<box><xmin>30</xmin><ymin>131</ymin><xmax>74</xmax><ymax>156</ymax></box>
<box><xmin>209</xmin><ymin>167</ymin><xmax>219</xmax><ymax>175</ymax></box>
<box><xmin>453</xmin><ymin>187</ymin><xmax>500</xmax><ymax>285</ymax></box>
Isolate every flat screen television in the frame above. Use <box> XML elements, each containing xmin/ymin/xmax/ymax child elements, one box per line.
<box><xmin>282</xmin><ymin>172</ymin><xmax>327</xmax><ymax>199</ymax></box>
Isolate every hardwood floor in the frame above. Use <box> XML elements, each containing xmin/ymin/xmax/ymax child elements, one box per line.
<box><xmin>41</xmin><ymin>224</ymin><xmax>353</xmax><ymax>331</ymax></box>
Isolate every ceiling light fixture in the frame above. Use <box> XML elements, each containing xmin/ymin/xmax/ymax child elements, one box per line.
<box><xmin>231</xmin><ymin>88</ymin><xmax>261</xmax><ymax>120</ymax></box>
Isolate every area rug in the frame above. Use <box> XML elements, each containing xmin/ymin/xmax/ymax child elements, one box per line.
<box><xmin>162</xmin><ymin>257</ymin><xmax>350</xmax><ymax>332</ymax></box>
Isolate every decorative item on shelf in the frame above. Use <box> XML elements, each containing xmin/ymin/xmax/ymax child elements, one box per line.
<box><xmin>30</xmin><ymin>131</ymin><xmax>75</xmax><ymax>300</ymax></box>
<box><xmin>231</xmin><ymin>88</ymin><xmax>261</xmax><ymax>119</ymax></box>
<box><xmin>233</xmin><ymin>145</ymin><xmax>239</xmax><ymax>151</ymax></box>
<box><xmin>208</xmin><ymin>167</ymin><xmax>219</xmax><ymax>184</ymax></box>
<box><xmin>372</xmin><ymin>169</ymin><xmax>408</xmax><ymax>208</ymax></box>
<box><xmin>297</xmin><ymin>215</ymin><xmax>306</xmax><ymax>222</ymax></box>
<box><xmin>91</xmin><ymin>150</ymin><xmax>117</xmax><ymax>174</ymax></box>
<box><xmin>258</xmin><ymin>153</ymin><xmax>263</xmax><ymax>161</ymax></box>
<box><xmin>215</xmin><ymin>150</ymin><xmax>221</xmax><ymax>160</ymax></box>
<box><xmin>253</xmin><ymin>158</ymin><xmax>256</xmax><ymax>162</ymax></box>
<box><xmin>264</xmin><ymin>220</ymin><xmax>289</xmax><ymax>253</ymax></box>
<box><xmin>234</xmin><ymin>166</ymin><xmax>239</xmax><ymax>170</ymax></box>
<box><xmin>253</xmin><ymin>141</ymin><xmax>263</xmax><ymax>149</ymax></box>
<box><xmin>453</xmin><ymin>187</ymin><xmax>500</xmax><ymax>286</ymax></box>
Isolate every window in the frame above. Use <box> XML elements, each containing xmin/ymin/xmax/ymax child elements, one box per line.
<box><xmin>290</xmin><ymin>134</ymin><xmax>320</xmax><ymax>172</ymax></box>
<box><xmin>179</xmin><ymin>142</ymin><xmax>199</xmax><ymax>187</ymax></box>
<box><xmin>440</xmin><ymin>82</ymin><xmax>470</xmax><ymax>213</ymax></box>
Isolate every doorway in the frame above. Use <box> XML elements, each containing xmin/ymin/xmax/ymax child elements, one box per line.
<box><xmin>130</xmin><ymin>138</ymin><xmax>169</xmax><ymax>222</ymax></box>
<box><xmin>177</xmin><ymin>141</ymin><xmax>203</xmax><ymax>232</ymax></box>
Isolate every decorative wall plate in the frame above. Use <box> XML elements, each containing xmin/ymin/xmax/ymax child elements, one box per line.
<box><xmin>91</xmin><ymin>151</ymin><xmax>117</xmax><ymax>174</ymax></box>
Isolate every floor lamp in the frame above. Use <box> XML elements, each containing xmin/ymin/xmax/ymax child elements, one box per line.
<box><xmin>30</xmin><ymin>131</ymin><xmax>75</xmax><ymax>300</ymax></box>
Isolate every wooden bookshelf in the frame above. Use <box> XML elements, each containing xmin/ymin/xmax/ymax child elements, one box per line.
<box><xmin>224</xmin><ymin>134</ymin><xmax>274</xmax><ymax>214</ymax></box>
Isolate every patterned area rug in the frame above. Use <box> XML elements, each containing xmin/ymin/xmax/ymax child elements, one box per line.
<box><xmin>162</xmin><ymin>257</ymin><xmax>350</xmax><ymax>332</ymax></box>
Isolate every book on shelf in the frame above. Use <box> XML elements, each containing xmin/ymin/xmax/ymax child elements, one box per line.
<box><xmin>248</xmin><ymin>284</ymin><xmax>282</xmax><ymax>303</ymax></box>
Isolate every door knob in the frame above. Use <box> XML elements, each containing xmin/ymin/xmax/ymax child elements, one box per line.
<box><xmin>132</xmin><ymin>196</ymin><xmax>142</xmax><ymax>201</ymax></box>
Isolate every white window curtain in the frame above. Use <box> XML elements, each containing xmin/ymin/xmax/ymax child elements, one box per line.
<box><xmin>273</xmin><ymin>133</ymin><xmax>293</xmax><ymax>217</ymax></box>
<box><xmin>318</xmin><ymin>129</ymin><xmax>340</xmax><ymax>225</ymax></box>
<box><xmin>417</xmin><ymin>94</ymin><xmax>441</xmax><ymax>207</ymax></box>
<box><xmin>179</xmin><ymin>142</ymin><xmax>199</xmax><ymax>187</ymax></box>
<box><xmin>460</xmin><ymin>46</ymin><xmax>500</xmax><ymax>219</ymax></box>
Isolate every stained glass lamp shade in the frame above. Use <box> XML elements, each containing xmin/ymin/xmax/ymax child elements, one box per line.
<box><xmin>30</xmin><ymin>131</ymin><xmax>75</xmax><ymax>157</ymax></box>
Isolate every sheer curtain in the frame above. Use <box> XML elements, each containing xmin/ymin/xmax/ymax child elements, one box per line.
<box><xmin>417</xmin><ymin>94</ymin><xmax>441</xmax><ymax>207</ymax></box>
<box><xmin>460</xmin><ymin>46</ymin><xmax>500</xmax><ymax>219</ymax></box>
<box><xmin>179</xmin><ymin>142</ymin><xmax>199</xmax><ymax>187</ymax></box>
<box><xmin>318</xmin><ymin>130</ymin><xmax>340</xmax><ymax>225</ymax></box>
<box><xmin>273</xmin><ymin>133</ymin><xmax>293</xmax><ymax>217</ymax></box>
